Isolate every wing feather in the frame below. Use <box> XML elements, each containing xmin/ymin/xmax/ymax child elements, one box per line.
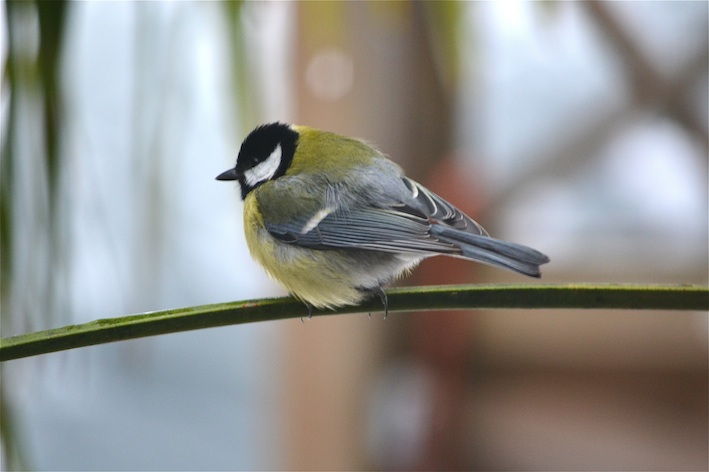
<box><xmin>398</xmin><ymin>177</ymin><xmax>488</xmax><ymax>236</ymax></box>
<box><xmin>267</xmin><ymin>207</ymin><xmax>460</xmax><ymax>254</ymax></box>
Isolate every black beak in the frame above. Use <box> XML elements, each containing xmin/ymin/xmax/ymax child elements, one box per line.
<box><xmin>216</xmin><ymin>168</ymin><xmax>239</xmax><ymax>181</ymax></box>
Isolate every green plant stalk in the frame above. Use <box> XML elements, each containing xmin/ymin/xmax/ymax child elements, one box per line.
<box><xmin>1</xmin><ymin>283</ymin><xmax>707</xmax><ymax>362</ymax></box>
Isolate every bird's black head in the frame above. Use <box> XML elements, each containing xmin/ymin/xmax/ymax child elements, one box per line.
<box><xmin>216</xmin><ymin>122</ymin><xmax>299</xmax><ymax>199</ymax></box>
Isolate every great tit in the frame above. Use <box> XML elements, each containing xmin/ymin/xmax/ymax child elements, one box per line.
<box><xmin>217</xmin><ymin>122</ymin><xmax>549</xmax><ymax>310</ymax></box>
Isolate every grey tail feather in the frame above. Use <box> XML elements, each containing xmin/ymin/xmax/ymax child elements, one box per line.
<box><xmin>430</xmin><ymin>226</ymin><xmax>550</xmax><ymax>278</ymax></box>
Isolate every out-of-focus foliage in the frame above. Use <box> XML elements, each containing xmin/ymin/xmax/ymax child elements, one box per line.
<box><xmin>2</xmin><ymin>1</ymin><xmax>69</xmax><ymax>467</ymax></box>
<box><xmin>2</xmin><ymin>0</ymin><xmax>67</xmax><ymax>326</ymax></box>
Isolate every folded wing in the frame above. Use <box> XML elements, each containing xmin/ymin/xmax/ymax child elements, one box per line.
<box><xmin>263</xmin><ymin>176</ymin><xmax>549</xmax><ymax>277</ymax></box>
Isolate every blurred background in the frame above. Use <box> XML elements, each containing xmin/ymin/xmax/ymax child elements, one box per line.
<box><xmin>1</xmin><ymin>1</ymin><xmax>707</xmax><ymax>470</ymax></box>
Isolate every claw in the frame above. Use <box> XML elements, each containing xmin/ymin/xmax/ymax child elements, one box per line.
<box><xmin>300</xmin><ymin>301</ymin><xmax>313</xmax><ymax>322</ymax></box>
<box><xmin>378</xmin><ymin>288</ymin><xmax>389</xmax><ymax>319</ymax></box>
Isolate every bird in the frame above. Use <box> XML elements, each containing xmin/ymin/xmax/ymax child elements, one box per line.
<box><xmin>216</xmin><ymin>122</ymin><xmax>549</xmax><ymax>313</ymax></box>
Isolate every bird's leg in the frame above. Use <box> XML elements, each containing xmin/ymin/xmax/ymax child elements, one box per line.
<box><xmin>377</xmin><ymin>287</ymin><xmax>389</xmax><ymax>319</ymax></box>
<box><xmin>300</xmin><ymin>301</ymin><xmax>313</xmax><ymax>322</ymax></box>
<box><xmin>365</xmin><ymin>286</ymin><xmax>389</xmax><ymax>319</ymax></box>
<box><xmin>361</xmin><ymin>287</ymin><xmax>389</xmax><ymax>319</ymax></box>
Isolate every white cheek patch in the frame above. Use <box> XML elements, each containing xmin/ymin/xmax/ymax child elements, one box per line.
<box><xmin>244</xmin><ymin>144</ymin><xmax>282</xmax><ymax>186</ymax></box>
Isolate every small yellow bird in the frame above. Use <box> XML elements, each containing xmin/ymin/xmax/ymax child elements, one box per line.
<box><xmin>217</xmin><ymin>123</ymin><xmax>549</xmax><ymax>311</ymax></box>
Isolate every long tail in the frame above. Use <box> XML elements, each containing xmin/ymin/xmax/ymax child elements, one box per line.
<box><xmin>431</xmin><ymin>226</ymin><xmax>550</xmax><ymax>277</ymax></box>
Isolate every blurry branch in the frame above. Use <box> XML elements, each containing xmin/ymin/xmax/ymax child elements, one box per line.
<box><xmin>221</xmin><ymin>1</ymin><xmax>252</xmax><ymax>130</ymax></box>
<box><xmin>2</xmin><ymin>0</ymin><xmax>70</xmax><ymax>324</ymax></box>
<box><xmin>585</xmin><ymin>1</ymin><xmax>709</xmax><ymax>148</ymax></box>
<box><xmin>420</xmin><ymin>1</ymin><xmax>463</xmax><ymax>104</ymax></box>
<box><xmin>1</xmin><ymin>284</ymin><xmax>707</xmax><ymax>362</ymax></box>
<box><xmin>36</xmin><ymin>0</ymin><xmax>68</xmax><ymax>188</ymax></box>
<box><xmin>491</xmin><ymin>1</ymin><xmax>708</xmax><ymax>210</ymax></box>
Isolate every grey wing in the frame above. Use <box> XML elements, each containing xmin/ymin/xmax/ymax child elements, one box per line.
<box><xmin>266</xmin><ymin>205</ymin><xmax>461</xmax><ymax>255</ymax></box>
<box><xmin>399</xmin><ymin>177</ymin><xmax>488</xmax><ymax>236</ymax></box>
<box><xmin>265</xmin><ymin>175</ymin><xmax>487</xmax><ymax>253</ymax></box>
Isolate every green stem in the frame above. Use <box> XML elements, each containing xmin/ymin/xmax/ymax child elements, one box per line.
<box><xmin>1</xmin><ymin>283</ymin><xmax>707</xmax><ymax>362</ymax></box>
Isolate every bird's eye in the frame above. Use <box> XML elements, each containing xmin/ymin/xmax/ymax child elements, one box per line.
<box><xmin>243</xmin><ymin>144</ymin><xmax>283</xmax><ymax>186</ymax></box>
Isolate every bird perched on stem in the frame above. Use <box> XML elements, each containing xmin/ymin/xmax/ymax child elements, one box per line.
<box><xmin>217</xmin><ymin>123</ymin><xmax>550</xmax><ymax>313</ymax></box>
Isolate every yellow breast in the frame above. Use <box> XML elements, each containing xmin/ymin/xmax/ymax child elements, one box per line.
<box><xmin>242</xmin><ymin>193</ymin><xmax>365</xmax><ymax>309</ymax></box>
